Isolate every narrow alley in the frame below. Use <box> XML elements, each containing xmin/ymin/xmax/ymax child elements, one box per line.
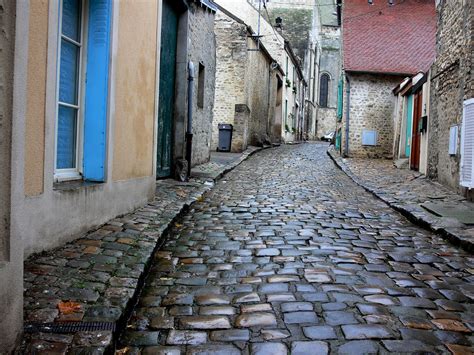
<box><xmin>118</xmin><ymin>143</ymin><xmax>473</xmax><ymax>354</ymax></box>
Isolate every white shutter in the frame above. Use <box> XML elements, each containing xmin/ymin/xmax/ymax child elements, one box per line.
<box><xmin>460</xmin><ymin>98</ymin><xmax>474</xmax><ymax>188</ymax></box>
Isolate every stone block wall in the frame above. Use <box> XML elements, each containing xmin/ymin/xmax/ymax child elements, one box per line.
<box><xmin>317</xmin><ymin>107</ymin><xmax>337</xmax><ymax>138</ymax></box>
<box><xmin>341</xmin><ymin>73</ymin><xmax>402</xmax><ymax>158</ymax></box>
<box><xmin>245</xmin><ymin>39</ymin><xmax>273</xmax><ymax>146</ymax></box>
<box><xmin>212</xmin><ymin>11</ymin><xmax>247</xmax><ymax>152</ymax></box>
<box><xmin>188</xmin><ymin>4</ymin><xmax>217</xmax><ymax>166</ymax></box>
<box><xmin>428</xmin><ymin>0</ymin><xmax>473</xmax><ymax>196</ymax></box>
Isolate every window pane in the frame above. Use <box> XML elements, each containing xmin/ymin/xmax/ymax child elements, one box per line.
<box><xmin>320</xmin><ymin>74</ymin><xmax>329</xmax><ymax>108</ymax></box>
<box><xmin>57</xmin><ymin>105</ymin><xmax>77</xmax><ymax>169</ymax></box>
<box><xmin>59</xmin><ymin>39</ymin><xmax>79</xmax><ymax>105</ymax></box>
<box><xmin>62</xmin><ymin>0</ymin><xmax>82</xmax><ymax>42</ymax></box>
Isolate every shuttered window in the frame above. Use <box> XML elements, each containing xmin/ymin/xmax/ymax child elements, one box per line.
<box><xmin>55</xmin><ymin>0</ymin><xmax>111</xmax><ymax>182</ymax></box>
<box><xmin>319</xmin><ymin>73</ymin><xmax>329</xmax><ymax>108</ymax></box>
<box><xmin>461</xmin><ymin>99</ymin><xmax>474</xmax><ymax>188</ymax></box>
<box><xmin>56</xmin><ymin>0</ymin><xmax>84</xmax><ymax>178</ymax></box>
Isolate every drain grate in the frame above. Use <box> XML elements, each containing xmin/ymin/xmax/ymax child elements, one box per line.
<box><xmin>24</xmin><ymin>321</ymin><xmax>116</xmax><ymax>334</ymax></box>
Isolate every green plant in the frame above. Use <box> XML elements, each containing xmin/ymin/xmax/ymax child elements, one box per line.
<box><xmin>293</xmin><ymin>86</ymin><xmax>297</xmax><ymax>94</ymax></box>
<box><xmin>292</xmin><ymin>127</ymin><xmax>296</xmax><ymax>133</ymax></box>
<box><xmin>286</xmin><ymin>79</ymin><xmax>291</xmax><ymax>87</ymax></box>
<box><xmin>285</xmin><ymin>124</ymin><xmax>290</xmax><ymax>132</ymax></box>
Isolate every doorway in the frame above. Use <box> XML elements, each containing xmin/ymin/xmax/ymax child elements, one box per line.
<box><xmin>410</xmin><ymin>91</ymin><xmax>422</xmax><ymax>170</ymax></box>
<box><xmin>157</xmin><ymin>0</ymin><xmax>179</xmax><ymax>178</ymax></box>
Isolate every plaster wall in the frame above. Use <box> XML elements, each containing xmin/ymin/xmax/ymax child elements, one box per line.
<box><xmin>341</xmin><ymin>73</ymin><xmax>402</xmax><ymax>158</ymax></box>
<box><xmin>112</xmin><ymin>0</ymin><xmax>157</xmax><ymax>181</ymax></box>
<box><xmin>24</xmin><ymin>0</ymin><xmax>48</xmax><ymax>197</ymax></box>
<box><xmin>428</xmin><ymin>0</ymin><xmax>473</xmax><ymax>197</ymax></box>
<box><xmin>16</xmin><ymin>1</ymin><xmax>158</xmax><ymax>257</ymax></box>
<box><xmin>0</xmin><ymin>0</ymin><xmax>22</xmax><ymax>351</ymax></box>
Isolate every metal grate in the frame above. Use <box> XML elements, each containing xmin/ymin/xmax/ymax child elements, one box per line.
<box><xmin>24</xmin><ymin>321</ymin><xmax>116</xmax><ymax>334</ymax></box>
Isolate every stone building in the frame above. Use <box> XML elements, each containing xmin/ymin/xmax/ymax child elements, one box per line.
<box><xmin>156</xmin><ymin>0</ymin><xmax>217</xmax><ymax>177</ymax></box>
<box><xmin>392</xmin><ymin>72</ymin><xmax>431</xmax><ymax>174</ymax></box>
<box><xmin>253</xmin><ymin>0</ymin><xmax>342</xmax><ymax>141</ymax></box>
<box><xmin>212</xmin><ymin>4</ymin><xmax>285</xmax><ymax>151</ymax></box>
<box><xmin>339</xmin><ymin>0</ymin><xmax>436</xmax><ymax>158</ymax></box>
<box><xmin>213</xmin><ymin>0</ymin><xmax>305</xmax><ymax>147</ymax></box>
<box><xmin>315</xmin><ymin>1</ymin><xmax>341</xmax><ymax>140</ymax></box>
<box><xmin>428</xmin><ymin>0</ymin><xmax>474</xmax><ymax>198</ymax></box>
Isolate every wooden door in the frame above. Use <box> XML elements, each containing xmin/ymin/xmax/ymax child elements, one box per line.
<box><xmin>410</xmin><ymin>91</ymin><xmax>422</xmax><ymax>170</ymax></box>
<box><xmin>157</xmin><ymin>0</ymin><xmax>179</xmax><ymax>178</ymax></box>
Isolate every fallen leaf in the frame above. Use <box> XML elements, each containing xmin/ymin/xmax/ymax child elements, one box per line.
<box><xmin>57</xmin><ymin>301</ymin><xmax>82</xmax><ymax>315</ymax></box>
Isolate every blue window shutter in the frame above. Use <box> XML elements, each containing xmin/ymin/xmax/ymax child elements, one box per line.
<box><xmin>83</xmin><ymin>0</ymin><xmax>112</xmax><ymax>181</ymax></box>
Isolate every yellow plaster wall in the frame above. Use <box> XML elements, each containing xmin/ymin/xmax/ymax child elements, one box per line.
<box><xmin>25</xmin><ymin>0</ymin><xmax>49</xmax><ymax>196</ymax></box>
<box><xmin>112</xmin><ymin>1</ymin><xmax>158</xmax><ymax>181</ymax></box>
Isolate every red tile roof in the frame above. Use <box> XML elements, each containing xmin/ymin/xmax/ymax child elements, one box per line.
<box><xmin>343</xmin><ymin>0</ymin><xmax>436</xmax><ymax>75</ymax></box>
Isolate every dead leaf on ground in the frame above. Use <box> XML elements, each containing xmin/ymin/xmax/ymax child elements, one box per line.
<box><xmin>57</xmin><ymin>301</ymin><xmax>82</xmax><ymax>314</ymax></box>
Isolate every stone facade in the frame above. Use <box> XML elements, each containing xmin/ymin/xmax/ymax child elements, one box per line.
<box><xmin>341</xmin><ymin>73</ymin><xmax>403</xmax><ymax>158</ymax></box>
<box><xmin>188</xmin><ymin>3</ymin><xmax>217</xmax><ymax>166</ymax></box>
<box><xmin>212</xmin><ymin>8</ymin><xmax>282</xmax><ymax>152</ymax></box>
<box><xmin>428</xmin><ymin>0</ymin><xmax>474</xmax><ymax>197</ymax></box>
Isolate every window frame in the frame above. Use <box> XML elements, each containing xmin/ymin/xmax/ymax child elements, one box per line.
<box><xmin>319</xmin><ymin>73</ymin><xmax>330</xmax><ymax>108</ymax></box>
<box><xmin>54</xmin><ymin>0</ymin><xmax>88</xmax><ymax>182</ymax></box>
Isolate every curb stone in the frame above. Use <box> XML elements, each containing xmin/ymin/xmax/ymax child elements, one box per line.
<box><xmin>327</xmin><ymin>147</ymin><xmax>474</xmax><ymax>253</ymax></box>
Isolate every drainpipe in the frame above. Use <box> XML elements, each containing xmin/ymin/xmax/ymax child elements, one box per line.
<box><xmin>344</xmin><ymin>75</ymin><xmax>350</xmax><ymax>157</ymax></box>
<box><xmin>186</xmin><ymin>61</ymin><xmax>195</xmax><ymax>179</ymax></box>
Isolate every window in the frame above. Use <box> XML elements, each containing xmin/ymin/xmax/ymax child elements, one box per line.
<box><xmin>461</xmin><ymin>99</ymin><xmax>474</xmax><ymax>188</ymax></box>
<box><xmin>197</xmin><ymin>63</ymin><xmax>205</xmax><ymax>109</ymax></box>
<box><xmin>55</xmin><ymin>0</ymin><xmax>84</xmax><ymax>180</ymax></box>
<box><xmin>319</xmin><ymin>73</ymin><xmax>330</xmax><ymax>108</ymax></box>
<box><xmin>55</xmin><ymin>0</ymin><xmax>112</xmax><ymax>182</ymax></box>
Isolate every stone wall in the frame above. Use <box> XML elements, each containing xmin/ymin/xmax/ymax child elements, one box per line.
<box><xmin>245</xmin><ymin>38</ymin><xmax>274</xmax><ymax>146</ymax></box>
<box><xmin>264</xmin><ymin>7</ymin><xmax>313</xmax><ymax>61</ymax></box>
<box><xmin>428</xmin><ymin>0</ymin><xmax>473</xmax><ymax>197</ymax></box>
<box><xmin>317</xmin><ymin>107</ymin><xmax>337</xmax><ymax>138</ymax></box>
<box><xmin>316</xmin><ymin>25</ymin><xmax>341</xmax><ymax>138</ymax></box>
<box><xmin>212</xmin><ymin>9</ymin><xmax>279</xmax><ymax>151</ymax></box>
<box><xmin>341</xmin><ymin>73</ymin><xmax>402</xmax><ymax>158</ymax></box>
<box><xmin>212</xmin><ymin>11</ymin><xmax>248</xmax><ymax>152</ymax></box>
<box><xmin>187</xmin><ymin>4</ymin><xmax>217</xmax><ymax>166</ymax></box>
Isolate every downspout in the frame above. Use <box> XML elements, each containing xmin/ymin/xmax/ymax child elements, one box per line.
<box><xmin>186</xmin><ymin>61</ymin><xmax>195</xmax><ymax>179</ymax></box>
<box><xmin>344</xmin><ymin>75</ymin><xmax>350</xmax><ymax>157</ymax></box>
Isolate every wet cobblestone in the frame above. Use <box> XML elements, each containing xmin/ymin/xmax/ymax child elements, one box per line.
<box><xmin>328</xmin><ymin>147</ymin><xmax>474</xmax><ymax>251</ymax></box>
<box><xmin>20</xmin><ymin>147</ymin><xmax>262</xmax><ymax>353</ymax></box>
<box><xmin>116</xmin><ymin>143</ymin><xmax>473</xmax><ymax>354</ymax></box>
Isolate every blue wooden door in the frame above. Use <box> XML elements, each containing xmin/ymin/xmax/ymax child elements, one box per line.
<box><xmin>157</xmin><ymin>0</ymin><xmax>179</xmax><ymax>178</ymax></box>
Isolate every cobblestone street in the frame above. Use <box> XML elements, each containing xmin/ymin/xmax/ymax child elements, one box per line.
<box><xmin>119</xmin><ymin>143</ymin><xmax>474</xmax><ymax>354</ymax></box>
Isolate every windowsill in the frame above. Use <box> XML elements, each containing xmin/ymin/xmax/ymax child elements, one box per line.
<box><xmin>53</xmin><ymin>180</ymin><xmax>105</xmax><ymax>192</ymax></box>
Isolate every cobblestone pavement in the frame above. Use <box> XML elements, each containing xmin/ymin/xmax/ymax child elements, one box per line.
<box><xmin>20</xmin><ymin>147</ymin><xmax>262</xmax><ymax>353</ymax></box>
<box><xmin>118</xmin><ymin>143</ymin><xmax>474</xmax><ymax>354</ymax></box>
<box><xmin>328</xmin><ymin>147</ymin><xmax>474</xmax><ymax>251</ymax></box>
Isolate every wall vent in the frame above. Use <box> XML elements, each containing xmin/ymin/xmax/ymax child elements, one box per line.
<box><xmin>361</xmin><ymin>130</ymin><xmax>377</xmax><ymax>146</ymax></box>
<box><xmin>460</xmin><ymin>99</ymin><xmax>474</xmax><ymax>188</ymax></box>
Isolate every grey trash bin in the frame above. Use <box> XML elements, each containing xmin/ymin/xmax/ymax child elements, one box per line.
<box><xmin>217</xmin><ymin>124</ymin><xmax>233</xmax><ymax>152</ymax></box>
